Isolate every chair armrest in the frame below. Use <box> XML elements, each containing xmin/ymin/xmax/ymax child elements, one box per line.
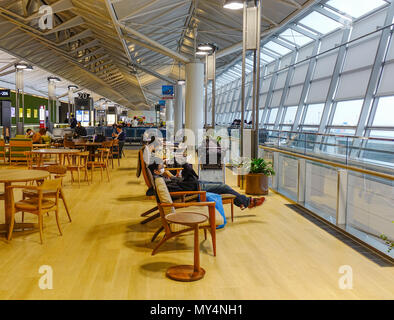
<box><xmin>166</xmin><ymin>167</ymin><xmax>183</xmax><ymax>171</ymax></box>
<box><xmin>160</xmin><ymin>202</ymin><xmax>215</xmax><ymax>208</ymax></box>
<box><xmin>170</xmin><ymin>190</ymin><xmax>206</xmax><ymax>201</ymax></box>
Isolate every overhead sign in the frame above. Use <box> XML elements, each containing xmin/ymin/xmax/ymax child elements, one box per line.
<box><xmin>158</xmin><ymin>100</ymin><xmax>166</xmax><ymax>106</ymax></box>
<box><xmin>162</xmin><ymin>85</ymin><xmax>174</xmax><ymax>99</ymax></box>
<box><xmin>0</xmin><ymin>89</ymin><xmax>11</xmax><ymax>98</ymax></box>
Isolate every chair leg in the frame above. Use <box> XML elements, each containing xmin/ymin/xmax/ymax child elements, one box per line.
<box><xmin>7</xmin><ymin>210</ymin><xmax>15</xmax><ymax>241</ymax></box>
<box><xmin>204</xmin><ymin>228</ymin><xmax>207</xmax><ymax>240</ymax></box>
<box><xmin>55</xmin><ymin>207</ymin><xmax>63</xmax><ymax>236</ymax></box>
<box><xmin>141</xmin><ymin>206</ymin><xmax>158</xmax><ymax>217</ymax></box>
<box><xmin>141</xmin><ymin>213</ymin><xmax>160</xmax><ymax>225</ymax></box>
<box><xmin>60</xmin><ymin>189</ymin><xmax>72</xmax><ymax>222</ymax></box>
<box><xmin>78</xmin><ymin>169</ymin><xmax>80</xmax><ymax>188</ymax></box>
<box><xmin>151</xmin><ymin>226</ymin><xmax>164</xmax><ymax>242</ymax></box>
<box><xmin>106</xmin><ymin>166</ymin><xmax>110</xmax><ymax>182</ymax></box>
<box><xmin>231</xmin><ymin>200</ymin><xmax>234</xmax><ymax>222</ymax></box>
<box><xmin>152</xmin><ymin>235</ymin><xmax>168</xmax><ymax>256</ymax></box>
<box><xmin>39</xmin><ymin>215</ymin><xmax>44</xmax><ymax>244</ymax></box>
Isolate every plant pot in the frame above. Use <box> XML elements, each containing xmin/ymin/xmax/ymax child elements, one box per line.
<box><xmin>245</xmin><ymin>173</ymin><xmax>269</xmax><ymax>195</ymax></box>
<box><xmin>237</xmin><ymin>175</ymin><xmax>246</xmax><ymax>190</ymax></box>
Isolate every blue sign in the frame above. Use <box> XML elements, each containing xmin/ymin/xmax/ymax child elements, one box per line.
<box><xmin>159</xmin><ymin>100</ymin><xmax>166</xmax><ymax>106</ymax></box>
<box><xmin>162</xmin><ymin>85</ymin><xmax>174</xmax><ymax>96</ymax></box>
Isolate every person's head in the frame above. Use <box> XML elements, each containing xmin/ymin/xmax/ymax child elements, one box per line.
<box><xmin>116</xmin><ymin>125</ymin><xmax>122</xmax><ymax>132</ymax></box>
<box><xmin>148</xmin><ymin>162</ymin><xmax>165</xmax><ymax>176</ymax></box>
<box><xmin>26</xmin><ymin>129</ymin><xmax>32</xmax><ymax>135</ymax></box>
<box><xmin>39</xmin><ymin>128</ymin><xmax>46</xmax><ymax>136</ymax></box>
<box><xmin>77</xmin><ymin>122</ymin><xmax>82</xmax><ymax>127</ymax></box>
<box><xmin>134</xmin><ymin>116</ymin><xmax>137</xmax><ymax>120</ymax></box>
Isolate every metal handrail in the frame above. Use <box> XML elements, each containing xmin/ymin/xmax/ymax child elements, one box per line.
<box><xmin>260</xmin><ymin>145</ymin><xmax>394</xmax><ymax>181</ymax></box>
<box><xmin>264</xmin><ymin>129</ymin><xmax>394</xmax><ymax>142</ymax></box>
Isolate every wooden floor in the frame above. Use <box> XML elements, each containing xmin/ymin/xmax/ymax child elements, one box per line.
<box><xmin>0</xmin><ymin>149</ymin><xmax>392</xmax><ymax>300</ymax></box>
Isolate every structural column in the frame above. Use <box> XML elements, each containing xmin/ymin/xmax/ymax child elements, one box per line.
<box><xmin>166</xmin><ymin>99</ymin><xmax>174</xmax><ymax>140</ymax></box>
<box><xmin>15</xmin><ymin>69</ymin><xmax>24</xmax><ymax>135</ymax></box>
<box><xmin>174</xmin><ymin>84</ymin><xmax>184</xmax><ymax>136</ymax></box>
<box><xmin>185</xmin><ymin>62</ymin><xmax>204</xmax><ymax>145</ymax></box>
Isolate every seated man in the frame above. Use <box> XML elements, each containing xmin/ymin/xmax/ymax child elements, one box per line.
<box><xmin>148</xmin><ymin>162</ymin><xmax>265</xmax><ymax>210</ymax></box>
<box><xmin>74</xmin><ymin>122</ymin><xmax>87</xmax><ymax>137</ymax></box>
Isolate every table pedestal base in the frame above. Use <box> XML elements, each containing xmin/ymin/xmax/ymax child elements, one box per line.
<box><xmin>166</xmin><ymin>265</ymin><xmax>205</xmax><ymax>282</ymax></box>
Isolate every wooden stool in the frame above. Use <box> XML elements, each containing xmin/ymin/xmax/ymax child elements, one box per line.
<box><xmin>165</xmin><ymin>212</ymin><xmax>207</xmax><ymax>282</ymax></box>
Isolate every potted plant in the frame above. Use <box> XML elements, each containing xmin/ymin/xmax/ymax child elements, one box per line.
<box><xmin>245</xmin><ymin>158</ymin><xmax>275</xmax><ymax>195</ymax></box>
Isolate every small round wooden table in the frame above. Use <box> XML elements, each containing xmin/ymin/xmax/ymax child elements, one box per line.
<box><xmin>0</xmin><ymin>169</ymin><xmax>50</xmax><ymax>236</ymax></box>
<box><xmin>165</xmin><ymin>212</ymin><xmax>207</xmax><ymax>282</ymax></box>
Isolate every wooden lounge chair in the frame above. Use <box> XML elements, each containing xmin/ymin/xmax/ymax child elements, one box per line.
<box><xmin>151</xmin><ymin>176</ymin><xmax>223</xmax><ymax>256</ymax></box>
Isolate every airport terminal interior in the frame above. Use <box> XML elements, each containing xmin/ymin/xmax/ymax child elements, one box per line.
<box><xmin>0</xmin><ymin>0</ymin><xmax>393</xmax><ymax>300</ymax></box>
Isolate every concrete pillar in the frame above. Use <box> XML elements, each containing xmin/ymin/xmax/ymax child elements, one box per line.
<box><xmin>185</xmin><ymin>62</ymin><xmax>204</xmax><ymax>145</ymax></box>
<box><xmin>174</xmin><ymin>84</ymin><xmax>184</xmax><ymax>136</ymax></box>
<box><xmin>166</xmin><ymin>99</ymin><xmax>174</xmax><ymax>140</ymax></box>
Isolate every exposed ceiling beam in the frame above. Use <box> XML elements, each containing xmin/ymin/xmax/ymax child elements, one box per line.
<box><xmin>117</xmin><ymin>22</ymin><xmax>190</xmax><ymax>64</ymax></box>
<box><xmin>105</xmin><ymin>0</ymin><xmax>177</xmax><ymax>85</ymax></box>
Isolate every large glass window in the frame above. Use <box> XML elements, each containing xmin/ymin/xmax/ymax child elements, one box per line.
<box><xmin>304</xmin><ymin>104</ymin><xmax>324</xmax><ymax>125</ymax></box>
<box><xmin>279</xmin><ymin>29</ymin><xmax>314</xmax><ymax>47</ymax></box>
<box><xmin>283</xmin><ymin>106</ymin><xmax>298</xmax><ymax>124</ymax></box>
<box><xmin>298</xmin><ymin>11</ymin><xmax>343</xmax><ymax>35</ymax></box>
<box><xmin>326</xmin><ymin>0</ymin><xmax>386</xmax><ymax>19</ymax></box>
<box><xmin>264</xmin><ymin>41</ymin><xmax>292</xmax><ymax>56</ymax></box>
<box><xmin>373</xmin><ymin>96</ymin><xmax>394</xmax><ymax>126</ymax></box>
<box><xmin>332</xmin><ymin>100</ymin><xmax>363</xmax><ymax>126</ymax></box>
<box><xmin>268</xmin><ymin>108</ymin><xmax>278</xmax><ymax>123</ymax></box>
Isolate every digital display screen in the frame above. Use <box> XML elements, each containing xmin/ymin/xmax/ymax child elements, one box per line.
<box><xmin>11</xmin><ymin>107</ymin><xmax>15</xmax><ymax>118</ymax></box>
<box><xmin>162</xmin><ymin>85</ymin><xmax>174</xmax><ymax>96</ymax></box>
<box><xmin>107</xmin><ymin>114</ymin><xmax>116</xmax><ymax>125</ymax></box>
<box><xmin>76</xmin><ymin>110</ymin><xmax>83</xmax><ymax>122</ymax></box>
<box><xmin>83</xmin><ymin>111</ymin><xmax>90</xmax><ymax>123</ymax></box>
<box><xmin>0</xmin><ymin>89</ymin><xmax>10</xmax><ymax>98</ymax></box>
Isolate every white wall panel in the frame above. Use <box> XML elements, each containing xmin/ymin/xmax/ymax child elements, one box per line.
<box><xmin>271</xmin><ymin>89</ymin><xmax>283</xmax><ymax>107</ymax></box>
<box><xmin>350</xmin><ymin>9</ymin><xmax>387</xmax><ymax>41</ymax></box>
<box><xmin>260</xmin><ymin>93</ymin><xmax>268</xmax><ymax>107</ymax></box>
<box><xmin>306</xmin><ymin>78</ymin><xmax>331</xmax><ymax>104</ymax></box>
<box><xmin>319</xmin><ymin>30</ymin><xmax>343</xmax><ymax>53</ymax></box>
<box><xmin>343</xmin><ymin>36</ymin><xmax>380</xmax><ymax>72</ymax></box>
<box><xmin>274</xmin><ymin>71</ymin><xmax>288</xmax><ymax>90</ymax></box>
<box><xmin>335</xmin><ymin>68</ymin><xmax>371</xmax><ymax>100</ymax></box>
<box><xmin>285</xmin><ymin>84</ymin><xmax>303</xmax><ymax>106</ymax></box>
<box><xmin>376</xmin><ymin>62</ymin><xmax>394</xmax><ymax>96</ymax></box>
<box><xmin>262</xmin><ymin>75</ymin><xmax>272</xmax><ymax>93</ymax></box>
<box><xmin>297</xmin><ymin>43</ymin><xmax>315</xmax><ymax>62</ymax></box>
<box><xmin>291</xmin><ymin>62</ymin><xmax>309</xmax><ymax>85</ymax></box>
<box><xmin>313</xmin><ymin>52</ymin><xmax>337</xmax><ymax>80</ymax></box>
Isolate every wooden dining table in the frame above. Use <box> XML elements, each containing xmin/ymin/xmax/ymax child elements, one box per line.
<box><xmin>32</xmin><ymin>148</ymin><xmax>81</xmax><ymax>166</ymax></box>
<box><xmin>0</xmin><ymin>169</ymin><xmax>50</xmax><ymax>236</ymax></box>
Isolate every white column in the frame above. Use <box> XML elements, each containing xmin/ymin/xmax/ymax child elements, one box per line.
<box><xmin>174</xmin><ymin>84</ymin><xmax>184</xmax><ymax>136</ymax></box>
<box><xmin>15</xmin><ymin>69</ymin><xmax>24</xmax><ymax>135</ymax></box>
<box><xmin>166</xmin><ymin>99</ymin><xmax>174</xmax><ymax>139</ymax></box>
<box><xmin>185</xmin><ymin>62</ymin><xmax>204</xmax><ymax>145</ymax></box>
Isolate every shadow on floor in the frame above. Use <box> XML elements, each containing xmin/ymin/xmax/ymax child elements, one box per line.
<box><xmin>116</xmin><ymin>195</ymin><xmax>151</xmax><ymax>202</ymax></box>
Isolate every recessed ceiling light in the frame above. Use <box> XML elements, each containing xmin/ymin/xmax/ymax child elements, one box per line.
<box><xmin>223</xmin><ymin>0</ymin><xmax>244</xmax><ymax>10</ymax></box>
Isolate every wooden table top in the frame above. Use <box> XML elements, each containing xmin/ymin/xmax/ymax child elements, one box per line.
<box><xmin>73</xmin><ymin>142</ymin><xmax>103</xmax><ymax>146</ymax></box>
<box><xmin>0</xmin><ymin>169</ymin><xmax>49</xmax><ymax>183</ymax></box>
<box><xmin>31</xmin><ymin>148</ymin><xmax>80</xmax><ymax>154</ymax></box>
<box><xmin>165</xmin><ymin>212</ymin><xmax>207</xmax><ymax>226</ymax></box>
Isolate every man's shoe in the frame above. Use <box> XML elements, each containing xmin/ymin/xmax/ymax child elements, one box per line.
<box><xmin>248</xmin><ymin>197</ymin><xmax>266</xmax><ymax>209</ymax></box>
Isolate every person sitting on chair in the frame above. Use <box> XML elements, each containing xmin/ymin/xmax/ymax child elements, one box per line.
<box><xmin>74</xmin><ymin>122</ymin><xmax>87</xmax><ymax>138</ymax></box>
<box><xmin>148</xmin><ymin>161</ymin><xmax>265</xmax><ymax>210</ymax></box>
<box><xmin>112</xmin><ymin>125</ymin><xmax>125</xmax><ymax>159</ymax></box>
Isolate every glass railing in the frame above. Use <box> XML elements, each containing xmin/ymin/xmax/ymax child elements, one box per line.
<box><xmin>261</xmin><ymin>129</ymin><xmax>394</xmax><ymax>173</ymax></box>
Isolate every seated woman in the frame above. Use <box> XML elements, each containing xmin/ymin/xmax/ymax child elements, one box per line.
<box><xmin>148</xmin><ymin>162</ymin><xmax>265</xmax><ymax>210</ymax></box>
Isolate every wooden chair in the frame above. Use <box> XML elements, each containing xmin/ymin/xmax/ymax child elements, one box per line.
<box><xmin>22</xmin><ymin>167</ymin><xmax>72</xmax><ymax>223</ymax></box>
<box><xmin>151</xmin><ymin>176</ymin><xmax>222</xmax><ymax>256</ymax></box>
<box><xmin>87</xmin><ymin>148</ymin><xmax>110</xmax><ymax>182</ymax></box>
<box><xmin>112</xmin><ymin>139</ymin><xmax>121</xmax><ymax>166</ymax></box>
<box><xmin>25</xmin><ymin>151</ymin><xmax>50</xmax><ymax>171</ymax></box>
<box><xmin>0</xmin><ymin>139</ymin><xmax>6</xmax><ymax>164</ymax></box>
<box><xmin>8</xmin><ymin>138</ymin><xmax>32</xmax><ymax>165</ymax></box>
<box><xmin>7</xmin><ymin>178</ymin><xmax>63</xmax><ymax>243</ymax></box>
<box><xmin>63</xmin><ymin>139</ymin><xmax>76</xmax><ymax>149</ymax></box>
<box><xmin>102</xmin><ymin>140</ymin><xmax>114</xmax><ymax>169</ymax></box>
<box><xmin>67</xmin><ymin>151</ymin><xmax>90</xmax><ymax>187</ymax></box>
